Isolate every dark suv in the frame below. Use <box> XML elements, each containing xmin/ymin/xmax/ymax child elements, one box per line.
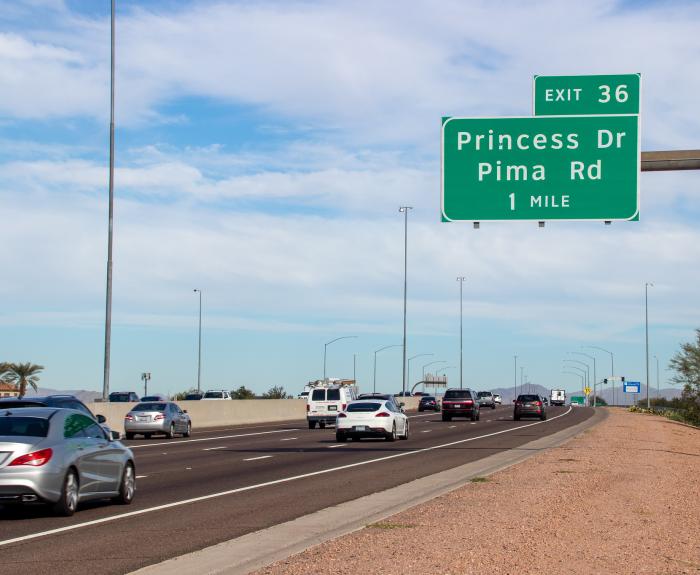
<box><xmin>441</xmin><ymin>388</ymin><xmax>480</xmax><ymax>421</ymax></box>
<box><xmin>513</xmin><ymin>394</ymin><xmax>547</xmax><ymax>421</ymax></box>
<box><xmin>418</xmin><ymin>396</ymin><xmax>440</xmax><ymax>412</ymax></box>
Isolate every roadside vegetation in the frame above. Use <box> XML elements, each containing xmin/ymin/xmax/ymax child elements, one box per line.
<box><xmin>629</xmin><ymin>329</ymin><xmax>700</xmax><ymax>427</ymax></box>
<box><xmin>0</xmin><ymin>362</ymin><xmax>44</xmax><ymax>397</ymax></box>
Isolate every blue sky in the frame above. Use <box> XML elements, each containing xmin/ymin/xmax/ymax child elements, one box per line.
<box><xmin>1</xmin><ymin>0</ymin><xmax>699</xmax><ymax>397</ymax></box>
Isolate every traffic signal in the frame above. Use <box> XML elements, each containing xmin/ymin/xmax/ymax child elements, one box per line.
<box><xmin>621</xmin><ymin>376</ymin><xmax>626</xmax><ymax>382</ymax></box>
<box><xmin>603</xmin><ymin>378</ymin><xmax>608</xmax><ymax>384</ymax></box>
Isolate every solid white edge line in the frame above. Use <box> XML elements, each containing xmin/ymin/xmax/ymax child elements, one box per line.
<box><xmin>243</xmin><ymin>456</ymin><xmax>274</xmax><ymax>462</ymax></box>
<box><xmin>129</xmin><ymin>429</ymin><xmax>298</xmax><ymax>449</ymax></box>
<box><xmin>0</xmin><ymin>407</ymin><xmax>573</xmax><ymax>548</ymax></box>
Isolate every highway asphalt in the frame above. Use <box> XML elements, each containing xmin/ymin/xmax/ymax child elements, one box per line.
<box><xmin>0</xmin><ymin>405</ymin><xmax>592</xmax><ymax>574</ymax></box>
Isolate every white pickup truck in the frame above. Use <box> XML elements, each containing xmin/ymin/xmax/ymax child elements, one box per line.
<box><xmin>550</xmin><ymin>389</ymin><xmax>566</xmax><ymax>406</ymax></box>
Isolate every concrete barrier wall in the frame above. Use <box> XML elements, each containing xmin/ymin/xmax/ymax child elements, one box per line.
<box><xmin>89</xmin><ymin>399</ymin><xmax>307</xmax><ymax>435</ymax></box>
<box><xmin>90</xmin><ymin>396</ymin><xmax>421</xmax><ymax>435</ymax></box>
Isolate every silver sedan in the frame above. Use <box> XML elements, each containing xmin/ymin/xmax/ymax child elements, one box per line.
<box><xmin>0</xmin><ymin>407</ymin><xmax>136</xmax><ymax>516</ymax></box>
<box><xmin>124</xmin><ymin>401</ymin><xmax>191</xmax><ymax>439</ymax></box>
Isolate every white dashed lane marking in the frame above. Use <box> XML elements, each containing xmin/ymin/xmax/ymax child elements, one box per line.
<box><xmin>243</xmin><ymin>455</ymin><xmax>273</xmax><ymax>462</ymax></box>
<box><xmin>280</xmin><ymin>437</ymin><xmax>298</xmax><ymax>441</ymax></box>
<box><xmin>202</xmin><ymin>446</ymin><xmax>227</xmax><ymax>451</ymax></box>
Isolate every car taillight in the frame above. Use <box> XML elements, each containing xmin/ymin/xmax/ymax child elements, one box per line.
<box><xmin>341</xmin><ymin>403</ymin><xmax>346</xmax><ymax>411</ymax></box>
<box><xmin>337</xmin><ymin>413</ymin><xmax>347</xmax><ymax>418</ymax></box>
<box><xmin>536</xmin><ymin>401</ymin><xmax>542</xmax><ymax>406</ymax></box>
<box><xmin>154</xmin><ymin>414</ymin><xmax>165</xmax><ymax>420</ymax></box>
<box><xmin>465</xmin><ymin>400</ymin><xmax>473</xmax><ymax>405</ymax></box>
<box><xmin>375</xmin><ymin>412</ymin><xmax>391</xmax><ymax>417</ymax></box>
<box><xmin>306</xmin><ymin>405</ymin><xmax>310</xmax><ymax>412</ymax></box>
<box><xmin>125</xmin><ymin>414</ymin><xmax>134</xmax><ymax>421</ymax></box>
<box><xmin>9</xmin><ymin>448</ymin><xmax>53</xmax><ymax>467</ymax></box>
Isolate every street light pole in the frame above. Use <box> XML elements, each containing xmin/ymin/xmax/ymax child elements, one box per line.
<box><xmin>141</xmin><ymin>372</ymin><xmax>151</xmax><ymax>397</ymax></box>
<box><xmin>408</xmin><ymin>353</ymin><xmax>433</xmax><ymax>394</ymax></box>
<box><xmin>193</xmin><ymin>289</ymin><xmax>202</xmax><ymax>393</ymax></box>
<box><xmin>654</xmin><ymin>355</ymin><xmax>660</xmax><ymax>402</ymax></box>
<box><xmin>564</xmin><ymin>359</ymin><xmax>590</xmax><ymax>401</ymax></box>
<box><xmin>584</xmin><ymin>346</ymin><xmax>614</xmax><ymax>405</ymax></box>
<box><xmin>457</xmin><ymin>277</ymin><xmax>466</xmax><ymax>389</ymax></box>
<box><xmin>102</xmin><ymin>0</ymin><xmax>116</xmax><ymax>402</ymax></box>
<box><xmin>373</xmin><ymin>344</ymin><xmax>402</xmax><ymax>393</ymax></box>
<box><xmin>399</xmin><ymin>206</ymin><xmax>413</xmax><ymax>396</ymax></box>
<box><xmin>324</xmin><ymin>336</ymin><xmax>357</xmax><ymax>381</ymax></box>
<box><xmin>513</xmin><ymin>355</ymin><xmax>517</xmax><ymax>402</ymax></box>
<box><xmin>645</xmin><ymin>282</ymin><xmax>654</xmax><ymax>409</ymax></box>
<box><xmin>570</xmin><ymin>352</ymin><xmax>596</xmax><ymax>407</ymax></box>
<box><xmin>520</xmin><ymin>366</ymin><xmax>524</xmax><ymax>395</ymax></box>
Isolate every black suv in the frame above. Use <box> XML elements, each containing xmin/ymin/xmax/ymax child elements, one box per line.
<box><xmin>513</xmin><ymin>394</ymin><xmax>547</xmax><ymax>421</ymax></box>
<box><xmin>418</xmin><ymin>396</ymin><xmax>440</xmax><ymax>412</ymax></box>
<box><xmin>441</xmin><ymin>388</ymin><xmax>480</xmax><ymax>421</ymax></box>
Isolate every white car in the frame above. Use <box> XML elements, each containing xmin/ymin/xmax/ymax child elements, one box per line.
<box><xmin>202</xmin><ymin>390</ymin><xmax>231</xmax><ymax>400</ymax></box>
<box><xmin>335</xmin><ymin>399</ymin><xmax>409</xmax><ymax>442</ymax></box>
<box><xmin>493</xmin><ymin>394</ymin><xmax>502</xmax><ymax>405</ymax></box>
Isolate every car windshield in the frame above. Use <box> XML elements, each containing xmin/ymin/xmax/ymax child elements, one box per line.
<box><xmin>141</xmin><ymin>396</ymin><xmax>164</xmax><ymax>401</ymax></box>
<box><xmin>203</xmin><ymin>392</ymin><xmax>223</xmax><ymax>399</ymax></box>
<box><xmin>132</xmin><ymin>402</ymin><xmax>167</xmax><ymax>412</ymax></box>
<box><xmin>347</xmin><ymin>402</ymin><xmax>382</xmax><ymax>412</ymax></box>
<box><xmin>109</xmin><ymin>393</ymin><xmax>132</xmax><ymax>402</ymax></box>
<box><xmin>0</xmin><ymin>417</ymin><xmax>49</xmax><ymax>437</ymax></box>
<box><xmin>444</xmin><ymin>390</ymin><xmax>471</xmax><ymax>399</ymax></box>
<box><xmin>477</xmin><ymin>392</ymin><xmax>491</xmax><ymax>397</ymax></box>
<box><xmin>327</xmin><ymin>389</ymin><xmax>341</xmax><ymax>401</ymax></box>
<box><xmin>421</xmin><ymin>396</ymin><xmax>435</xmax><ymax>401</ymax></box>
<box><xmin>518</xmin><ymin>395</ymin><xmax>540</xmax><ymax>402</ymax></box>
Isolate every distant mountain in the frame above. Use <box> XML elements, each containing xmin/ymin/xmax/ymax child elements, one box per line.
<box><xmin>25</xmin><ymin>387</ymin><xmax>102</xmax><ymax>403</ymax></box>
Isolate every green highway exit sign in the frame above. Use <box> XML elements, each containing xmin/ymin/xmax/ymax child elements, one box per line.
<box><xmin>534</xmin><ymin>74</ymin><xmax>640</xmax><ymax>116</ymax></box>
<box><xmin>441</xmin><ymin>115</ymin><xmax>639</xmax><ymax>222</ymax></box>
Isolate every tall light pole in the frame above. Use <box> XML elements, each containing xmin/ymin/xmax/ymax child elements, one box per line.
<box><xmin>513</xmin><ymin>355</ymin><xmax>517</xmax><ymax>401</ymax></box>
<box><xmin>141</xmin><ymin>372</ymin><xmax>151</xmax><ymax>397</ymax></box>
<box><xmin>324</xmin><ymin>336</ymin><xmax>357</xmax><ymax>381</ymax></box>
<box><xmin>399</xmin><ymin>206</ymin><xmax>413</xmax><ymax>396</ymax></box>
<box><xmin>102</xmin><ymin>0</ymin><xmax>116</xmax><ymax>402</ymax></box>
<box><xmin>564</xmin><ymin>359</ymin><xmax>589</xmax><ymax>396</ymax></box>
<box><xmin>422</xmin><ymin>360</ymin><xmax>447</xmax><ymax>380</ymax></box>
<box><xmin>563</xmin><ymin>371</ymin><xmax>585</xmax><ymax>390</ymax></box>
<box><xmin>373</xmin><ymin>344</ymin><xmax>402</xmax><ymax>393</ymax></box>
<box><xmin>457</xmin><ymin>277</ymin><xmax>466</xmax><ymax>389</ymax></box>
<box><xmin>570</xmin><ymin>352</ymin><xmax>596</xmax><ymax>407</ymax></box>
<box><xmin>584</xmin><ymin>346</ymin><xmax>614</xmax><ymax>405</ymax></box>
<box><xmin>408</xmin><ymin>353</ymin><xmax>433</xmax><ymax>394</ymax></box>
<box><xmin>520</xmin><ymin>366</ymin><xmax>525</xmax><ymax>395</ymax></box>
<box><xmin>193</xmin><ymin>289</ymin><xmax>202</xmax><ymax>393</ymax></box>
<box><xmin>645</xmin><ymin>282</ymin><xmax>654</xmax><ymax>409</ymax></box>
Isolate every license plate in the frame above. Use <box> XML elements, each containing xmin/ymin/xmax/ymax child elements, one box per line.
<box><xmin>525</xmin><ymin>403</ymin><xmax>532</xmax><ymax>407</ymax></box>
<box><xmin>328</xmin><ymin>405</ymin><xmax>337</xmax><ymax>411</ymax></box>
<box><xmin>354</xmin><ymin>425</ymin><xmax>368</xmax><ymax>431</ymax></box>
<box><xmin>453</xmin><ymin>404</ymin><xmax>461</xmax><ymax>408</ymax></box>
<box><xmin>138</xmin><ymin>416</ymin><xmax>148</xmax><ymax>422</ymax></box>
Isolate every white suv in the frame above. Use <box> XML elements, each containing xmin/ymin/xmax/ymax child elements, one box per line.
<box><xmin>307</xmin><ymin>385</ymin><xmax>357</xmax><ymax>429</ymax></box>
<box><xmin>202</xmin><ymin>390</ymin><xmax>231</xmax><ymax>400</ymax></box>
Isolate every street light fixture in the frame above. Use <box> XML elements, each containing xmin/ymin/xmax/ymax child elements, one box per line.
<box><xmin>408</xmin><ymin>353</ymin><xmax>433</xmax><ymax>393</ymax></box>
<box><xmin>563</xmin><ymin>360</ymin><xmax>589</xmax><ymax>398</ymax></box>
<box><xmin>457</xmin><ymin>276</ymin><xmax>466</xmax><ymax>389</ymax></box>
<box><xmin>645</xmin><ymin>282</ymin><xmax>654</xmax><ymax>409</ymax></box>
<box><xmin>584</xmin><ymin>346</ymin><xmax>615</xmax><ymax>405</ymax></box>
<box><xmin>324</xmin><ymin>336</ymin><xmax>358</xmax><ymax>381</ymax></box>
<box><xmin>373</xmin><ymin>344</ymin><xmax>402</xmax><ymax>393</ymax></box>
<box><xmin>193</xmin><ymin>289</ymin><xmax>203</xmax><ymax>393</ymax></box>
<box><xmin>437</xmin><ymin>366</ymin><xmax>456</xmax><ymax>375</ymax></box>
<box><xmin>570</xmin><ymin>352</ymin><xmax>597</xmax><ymax>407</ymax></box>
<box><xmin>141</xmin><ymin>372</ymin><xmax>151</xmax><ymax>397</ymax></box>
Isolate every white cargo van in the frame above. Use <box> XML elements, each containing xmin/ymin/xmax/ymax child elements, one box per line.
<box><xmin>307</xmin><ymin>384</ymin><xmax>357</xmax><ymax>429</ymax></box>
<box><xmin>550</xmin><ymin>389</ymin><xmax>566</xmax><ymax>406</ymax></box>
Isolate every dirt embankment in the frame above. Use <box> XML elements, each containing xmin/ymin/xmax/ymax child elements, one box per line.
<box><xmin>256</xmin><ymin>409</ymin><xmax>700</xmax><ymax>575</ymax></box>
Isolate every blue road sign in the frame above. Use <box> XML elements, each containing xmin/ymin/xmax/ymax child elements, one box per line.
<box><xmin>624</xmin><ymin>381</ymin><xmax>641</xmax><ymax>393</ymax></box>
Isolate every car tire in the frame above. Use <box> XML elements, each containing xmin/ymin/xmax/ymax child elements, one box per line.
<box><xmin>400</xmin><ymin>420</ymin><xmax>409</xmax><ymax>440</ymax></box>
<box><xmin>125</xmin><ymin>432</ymin><xmax>135</xmax><ymax>440</ymax></box>
<box><xmin>492</xmin><ymin>404</ymin><xmax>496</xmax><ymax>409</ymax></box>
<box><xmin>336</xmin><ymin>432</ymin><xmax>347</xmax><ymax>442</ymax></box>
<box><xmin>183</xmin><ymin>422</ymin><xmax>192</xmax><ymax>438</ymax></box>
<box><xmin>165</xmin><ymin>424</ymin><xmax>175</xmax><ymax>439</ymax></box>
<box><xmin>541</xmin><ymin>413</ymin><xmax>547</xmax><ymax>421</ymax></box>
<box><xmin>112</xmin><ymin>462</ymin><xmax>135</xmax><ymax>505</ymax></box>
<box><xmin>319</xmin><ymin>422</ymin><xmax>326</xmax><ymax>429</ymax></box>
<box><xmin>385</xmin><ymin>423</ymin><xmax>397</xmax><ymax>442</ymax></box>
<box><xmin>52</xmin><ymin>468</ymin><xmax>79</xmax><ymax>517</ymax></box>
<box><xmin>308</xmin><ymin>421</ymin><xmax>316</xmax><ymax>429</ymax></box>
<box><xmin>471</xmin><ymin>411</ymin><xmax>478</xmax><ymax>421</ymax></box>
<box><xmin>418</xmin><ymin>407</ymin><xmax>424</xmax><ymax>412</ymax></box>
<box><xmin>351</xmin><ymin>436</ymin><xmax>360</xmax><ymax>442</ymax></box>
<box><xmin>144</xmin><ymin>433</ymin><xmax>152</xmax><ymax>439</ymax></box>
<box><xmin>442</xmin><ymin>413</ymin><xmax>451</xmax><ymax>421</ymax></box>
<box><xmin>514</xmin><ymin>413</ymin><xmax>520</xmax><ymax>421</ymax></box>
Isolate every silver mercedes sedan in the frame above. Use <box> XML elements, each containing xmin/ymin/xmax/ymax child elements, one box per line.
<box><xmin>123</xmin><ymin>401</ymin><xmax>191</xmax><ymax>439</ymax></box>
<box><xmin>0</xmin><ymin>407</ymin><xmax>136</xmax><ymax>516</ymax></box>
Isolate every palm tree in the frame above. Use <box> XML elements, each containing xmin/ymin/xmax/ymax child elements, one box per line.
<box><xmin>7</xmin><ymin>363</ymin><xmax>44</xmax><ymax>398</ymax></box>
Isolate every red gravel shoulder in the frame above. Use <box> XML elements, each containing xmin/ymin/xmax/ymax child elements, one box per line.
<box><xmin>255</xmin><ymin>408</ymin><xmax>700</xmax><ymax>575</ymax></box>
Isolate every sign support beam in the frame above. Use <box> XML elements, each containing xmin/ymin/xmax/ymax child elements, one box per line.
<box><xmin>641</xmin><ymin>150</ymin><xmax>700</xmax><ymax>171</ymax></box>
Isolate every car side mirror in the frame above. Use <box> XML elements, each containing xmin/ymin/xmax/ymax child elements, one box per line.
<box><xmin>183</xmin><ymin>410</ymin><xmax>188</xmax><ymax>413</ymax></box>
<box><xmin>111</xmin><ymin>430</ymin><xmax>121</xmax><ymax>441</ymax></box>
<box><xmin>97</xmin><ymin>414</ymin><xmax>107</xmax><ymax>424</ymax></box>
